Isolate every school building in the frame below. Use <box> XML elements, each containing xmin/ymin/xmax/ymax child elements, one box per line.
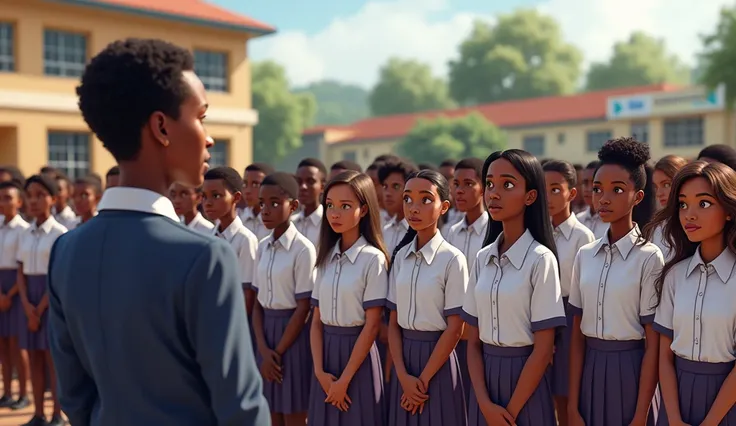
<box><xmin>0</xmin><ymin>0</ymin><xmax>274</xmax><ymax>178</ymax></box>
<box><xmin>296</xmin><ymin>83</ymin><xmax>731</xmax><ymax>170</ymax></box>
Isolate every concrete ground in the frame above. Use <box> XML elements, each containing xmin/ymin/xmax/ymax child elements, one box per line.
<box><xmin>0</xmin><ymin>381</ymin><xmax>61</xmax><ymax>426</ymax></box>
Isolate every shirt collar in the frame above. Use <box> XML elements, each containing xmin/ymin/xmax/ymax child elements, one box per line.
<box><xmin>404</xmin><ymin>231</ymin><xmax>445</xmax><ymax>265</ymax></box>
<box><xmin>185</xmin><ymin>212</ymin><xmax>207</xmax><ymax>229</ymax></box>
<box><xmin>98</xmin><ymin>187</ymin><xmax>179</xmax><ymax>222</ymax></box>
<box><xmin>459</xmin><ymin>211</ymin><xmax>489</xmax><ymax>236</ymax></box>
<box><xmin>268</xmin><ymin>222</ymin><xmax>298</xmax><ymax>251</ymax></box>
<box><xmin>686</xmin><ymin>247</ymin><xmax>736</xmax><ymax>283</ymax></box>
<box><xmin>486</xmin><ymin>228</ymin><xmax>535</xmax><ymax>270</ymax></box>
<box><xmin>390</xmin><ymin>217</ymin><xmax>410</xmax><ymax>232</ymax></box>
<box><xmin>0</xmin><ymin>214</ymin><xmax>22</xmax><ymax>227</ymax></box>
<box><xmin>32</xmin><ymin>216</ymin><xmax>58</xmax><ymax>234</ymax></box>
<box><xmin>331</xmin><ymin>236</ymin><xmax>368</xmax><ymax>264</ymax></box>
<box><xmin>592</xmin><ymin>224</ymin><xmax>640</xmax><ymax>260</ymax></box>
<box><xmin>295</xmin><ymin>205</ymin><xmax>323</xmax><ymax>227</ymax></box>
<box><xmin>214</xmin><ymin>216</ymin><xmax>244</xmax><ymax>240</ymax></box>
<box><xmin>554</xmin><ymin>213</ymin><xmax>578</xmax><ymax>241</ymax></box>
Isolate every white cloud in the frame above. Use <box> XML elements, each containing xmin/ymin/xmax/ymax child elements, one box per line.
<box><xmin>250</xmin><ymin>0</ymin><xmax>731</xmax><ymax>89</ymax></box>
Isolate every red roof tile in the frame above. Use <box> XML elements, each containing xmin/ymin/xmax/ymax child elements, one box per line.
<box><xmin>309</xmin><ymin>84</ymin><xmax>680</xmax><ymax>143</ymax></box>
<box><xmin>64</xmin><ymin>0</ymin><xmax>275</xmax><ymax>34</ymax></box>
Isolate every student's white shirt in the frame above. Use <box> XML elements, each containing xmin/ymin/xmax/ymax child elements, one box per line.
<box><xmin>17</xmin><ymin>215</ymin><xmax>67</xmax><ymax>275</ymax></box>
<box><xmin>650</xmin><ymin>223</ymin><xmax>674</xmax><ymax>262</ymax></box>
<box><xmin>181</xmin><ymin>212</ymin><xmax>214</xmax><ymax>235</ymax></box>
<box><xmin>444</xmin><ymin>211</ymin><xmax>489</xmax><ymax>272</ymax></box>
<box><xmin>382</xmin><ymin>217</ymin><xmax>410</xmax><ymax>255</ymax></box>
<box><xmin>553</xmin><ymin>213</ymin><xmax>596</xmax><ymax>298</ymax></box>
<box><xmin>54</xmin><ymin>205</ymin><xmax>78</xmax><ymax>230</ymax></box>
<box><xmin>576</xmin><ymin>209</ymin><xmax>608</xmax><ymax>240</ymax></box>
<box><xmin>291</xmin><ymin>205</ymin><xmax>323</xmax><ymax>250</ymax></box>
<box><xmin>212</xmin><ymin>216</ymin><xmax>258</xmax><ymax>288</ymax></box>
<box><xmin>0</xmin><ymin>214</ymin><xmax>29</xmax><ymax>269</ymax></box>
<box><xmin>240</xmin><ymin>206</ymin><xmax>270</xmax><ymax>242</ymax></box>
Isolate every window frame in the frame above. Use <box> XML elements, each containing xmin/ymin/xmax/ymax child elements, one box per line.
<box><xmin>0</xmin><ymin>22</ymin><xmax>15</xmax><ymax>72</ymax></box>
<box><xmin>193</xmin><ymin>49</ymin><xmax>229</xmax><ymax>93</ymax></box>
<box><xmin>43</xmin><ymin>29</ymin><xmax>88</xmax><ymax>77</ymax></box>
<box><xmin>47</xmin><ymin>131</ymin><xmax>91</xmax><ymax>179</ymax></box>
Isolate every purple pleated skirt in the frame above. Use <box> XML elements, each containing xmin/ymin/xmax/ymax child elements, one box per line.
<box><xmin>18</xmin><ymin>275</ymin><xmax>47</xmax><ymax>351</ymax></box>
<box><xmin>468</xmin><ymin>344</ymin><xmax>556</xmax><ymax>426</ymax></box>
<box><xmin>387</xmin><ymin>329</ymin><xmax>466</xmax><ymax>426</ymax></box>
<box><xmin>0</xmin><ymin>269</ymin><xmax>20</xmax><ymax>338</ymax></box>
<box><xmin>308</xmin><ymin>324</ymin><xmax>385</xmax><ymax>426</ymax></box>
<box><xmin>257</xmin><ymin>308</ymin><xmax>312</xmax><ymax>414</ymax></box>
<box><xmin>456</xmin><ymin>339</ymin><xmax>471</xmax><ymax>405</ymax></box>
<box><xmin>551</xmin><ymin>297</ymin><xmax>574</xmax><ymax>396</ymax></box>
<box><xmin>656</xmin><ymin>357</ymin><xmax>736</xmax><ymax>425</ymax></box>
<box><xmin>578</xmin><ymin>337</ymin><xmax>645</xmax><ymax>426</ymax></box>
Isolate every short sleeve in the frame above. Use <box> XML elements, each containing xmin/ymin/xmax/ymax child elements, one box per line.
<box><xmin>530</xmin><ymin>252</ymin><xmax>567</xmax><ymax>331</ymax></box>
<box><xmin>250</xmin><ymin>244</ymin><xmax>262</xmax><ymax>292</ymax></box>
<box><xmin>16</xmin><ymin>232</ymin><xmax>26</xmax><ymax>264</ymax></box>
<box><xmin>461</xmin><ymin>252</ymin><xmax>481</xmax><ymax>327</ymax></box>
<box><xmin>568</xmin><ymin>250</ymin><xmax>583</xmax><ymax>316</ymax></box>
<box><xmin>386</xmin><ymin>259</ymin><xmax>399</xmax><ymax>311</ymax></box>
<box><xmin>238</xmin><ymin>234</ymin><xmax>257</xmax><ymax>289</ymax></box>
<box><xmin>294</xmin><ymin>243</ymin><xmax>317</xmax><ymax>300</ymax></box>
<box><xmin>311</xmin><ymin>266</ymin><xmax>323</xmax><ymax>307</ymax></box>
<box><xmin>640</xmin><ymin>250</ymin><xmax>664</xmax><ymax>324</ymax></box>
<box><xmin>363</xmin><ymin>255</ymin><xmax>388</xmax><ymax>309</ymax></box>
<box><xmin>653</xmin><ymin>267</ymin><xmax>675</xmax><ymax>338</ymax></box>
<box><xmin>444</xmin><ymin>253</ymin><xmax>468</xmax><ymax>317</ymax></box>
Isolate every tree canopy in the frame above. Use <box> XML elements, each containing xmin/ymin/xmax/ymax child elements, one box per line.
<box><xmin>700</xmin><ymin>5</ymin><xmax>736</xmax><ymax>107</ymax></box>
<box><xmin>294</xmin><ymin>80</ymin><xmax>370</xmax><ymax>125</ymax></box>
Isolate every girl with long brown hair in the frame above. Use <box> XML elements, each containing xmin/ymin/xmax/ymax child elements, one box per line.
<box><xmin>648</xmin><ymin>155</ymin><xmax>688</xmax><ymax>262</ymax></box>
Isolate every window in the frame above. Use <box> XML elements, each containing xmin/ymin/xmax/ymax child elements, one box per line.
<box><xmin>664</xmin><ymin>117</ymin><xmax>704</xmax><ymax>147</ymax></box>
<box><xmin>47</xmin><ymin>132</ymin><xmax>90</xmax><ymax>179</ymax></box>
<box><xmin>522</xmin><ymin>135</ymin><xmax>545</xmax><ymax>156</ymax></box>
<box><xmin>194</xmin><ymin>50</ymin><xmax>228</xmax><ymax>92</ymax></box>
<box><xmin>631</xmin><ymin>121</ymin><xmax>649</xmax><ymax>143</ymax></box>
<box><xmin>586</xmin><ymin>130</ymin><xmax>612</xmax><ymax>152</ymax></box>
<box><xmin>44</xmin><ymin>30</ymin><xmax>87</xmax><ymax>77</ymax></box>
<box><xmin>342</xmin><ymin>150</ymin><xmax>357</xmax><ymax>162</ymax></box>
<box><xmin>0</xmin><ymin>22</ymin><xmax>14</xmax><ymax>72</ymax></box>
<box><xmin>209</xmin><ymin>140</ymin><xmax>229</xmax><ymax>167</ymax></box>
<box><xmin>557</xmin><ymin>133</ymin><xmax>565</xmax><ymax>144</ymax></box>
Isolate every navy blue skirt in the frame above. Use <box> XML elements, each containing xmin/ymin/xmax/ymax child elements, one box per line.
<box><xmin>308</xmin><ymin>325</ymin><xmax>385</xmax><ymax>426</ymax></box>
<box><xmin>18</xmin><ymin>275</ymin><xmax>47</xmax><ymax>351</ymax></box>
<box><xmin>0</xmin><ymin>269</ymin><xmax>20</xmax><ymax>338</ymax></box>
<box><xmin>468</xmin><ymin>344</ymin><xmax>556</xmax><ymax>426</ymax></box>
<box><xmin>656</xmin><ymin>357</ymin><xmax>736</xmax><ymax>425</ymax></box>
<box><xmin>552</xmin><ymin>297</ymin><xmax>574</xmax><ymax>397</ymax></box>
<box><xmin>387</xmin><ymin>329</ymin><xmax>466</xmax><ymax>426</ymax></box>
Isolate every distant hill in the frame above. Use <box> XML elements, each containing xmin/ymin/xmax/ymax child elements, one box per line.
<box><xmin>294</xmin><ymin>80</ymin><xmax>370</xmax><ymax>126</ymax></box>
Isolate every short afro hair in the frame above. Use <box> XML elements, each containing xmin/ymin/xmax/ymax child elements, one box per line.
<box><xmin>597</xmin><ymin>136</ymin><xmax>650</xmax><ymax>191</ymax></box>
<box><xmin>77</xmin><ymin>38</ymin><xmax>195</xmax><ymax>162</ymax></box>
<box><xmin>25</xmin><ymin>174</ymin><xmax>59</xmax><ymax>197</ymax></box>
<box><xmin>204</xmin><ymin>167</ymin><xmax>244</xmax><ymax>194</ymax></box>
<box><xmin>331</xmin><ymin>160</ymin><xmax>362</xmax><ymax>173</ymax></box>
<box><xmin>106</xmin><ymin>166</ymin><xmax>120</xmax><ymax>178</ymax></box>
<box><xmin>74</xmin><ymin>176</ymin><xmax>103</xmax><ymax>196</ymax></box>
<box><xmin>245</xmin><ymin>162</ymin><xmax>275</xmax><ymax>175</ymax></box>
<box><xmin>377</xmin><ymin>159</ymin><xmax>418</xmax><ymax>184</ymax></box>
<box><xmin>454</xmin><ymin>157</ymin><xmax>484</xmax><ymax>179</ymax></box>
<box><xmin>262</xmin><ymin>172</ymin><xmax>299</xmax><ymax>199</ymax></box>
<box><xmin>297</xmin><ymin>158</ymin><xmax>327</xmax><ymax>176</ymax></box>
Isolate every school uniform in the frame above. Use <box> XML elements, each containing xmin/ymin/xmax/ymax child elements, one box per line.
<box><xmin>386</xmin><ymin>231</ymin><xmax>468</xmax><ymax>425</ymax></box>
<box><xmin>447</xmin><ymin>208</ymin><xmax>463</xmax><ymax>228</ymax></box>
<box><xmin>550</xmin><ymin>214</ymin><xmax>595</xmax><ymax>397</ymax></box>
<box><xmin>654</xmin><ymin>248</ymin><xmax>736</xmax><ymax>425</ymax></box>
<box><xmin>292</xmin><ymin>204</ymin><xmax>323</xmax><ymax>250</ymax></box>
<box><xmin>380</xmin><ymin>209</ymin><xmax>392</xmax><ymax>228</ymax></box>
<box><xmin>53</xmin><ymin>205</ymin><xmax>77</xmax><ymax>231</ymax></box>
<box><xmin>252</xmin><ymin>222</ymin><xmax>316</xmax><ymax>414</ymax></box>
<box><xmin>650</xmin><ymin>223</ymin><xmax>674</xmax><ymax>262</ymax></box>
<box><xmin>309</xmin><ymin>237</ymin><xmax>387</xmax><ymax>426</ymax></box>
<box><xmin>240</xmin><ymin>206</ymin><xmax>270</xmax><ymax>241</ymax></box>
<box><xmin>0</xmin><ymin>215</ymin><xmax>29</xmax><ymax>337</ymax></box>
<box><xmin>569</xmin><ymin>225</ymin><xmax>664</xmax><ymax>426</ymax></box>
<box><xmin>577</xmin><ymin>208</ymin><xmax>608</xmax><ymax>240</ymax></box>
<box><xmin>181</xmin><ymin>212</ymin><xmax>214</xmax><ymax>236</ymax></box>
<box><xmin>212</xmin><ymin>216</ymin><xmax>257</xmax><ymax>291</ymax></box>
<box><xmin>382</xmin><ymin>217</ymin><xmax>410</xmax><ymax>255</ymax></box>
<box><xmin>17</xmin><ymin>216</ymin><xmax>67</xmax><ymax>350</ymax></box>
<box><xmin>73</xmin><ymin>212</ymin><xmax>98</xmax><ymax>229</ymax></box>
<box><xmin>47</xmin><ymin>187</ymin><xmax>269</xmax><ymax>425</ymax></box>
<box><xmin>462</xmin><ymin>229</ymin><xmax>565</xmax><ymax>426</ymax></box>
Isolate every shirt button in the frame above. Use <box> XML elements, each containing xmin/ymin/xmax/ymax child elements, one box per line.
<box><xmin>493</xmin><ymin>326</ymin><xmax>497</xmax><ymax>330</ymax></box>
<box><xmin>604</xmin><ymin>263</ymin><xmax>608</xmax><ymax>268</ymax></box>
<box><xmin>598</xmin><ymin>317</ymin><xmax>602</xmax><ymax>320</ymax></box>
<box><xmin>696</xmin><ymin>316</ymin><xmax>699</xmax><ymax>320</ymax></box>
<box><xmin>600</xmin><ymin>284</ymin><xmax>604</xmax><ymax>287</ymax></box>
<box><xmin>699</xmin><ymin>292</ymin><xmax>703</xmax><ymax>296</ymax></box>
<box><xmin>598</xmin><ymin>302</ymin><xmax>602</xmax><ymax>306</ymax></box>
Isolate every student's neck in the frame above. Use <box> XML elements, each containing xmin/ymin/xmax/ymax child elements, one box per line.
<box><xmin>3</xmin><ymin>211</ymin><xmax>17</xmax><ymax>222</ymax></box>
<box><xmin>250</xmin><ymin>204</ymin><xmax>261</xmax><ymax>216</ymax></box>
<box><xmin>55</xmin><ymin>201</ymin><xmax>67</xmax><ymax>211</ymax></box>
<box><xmin>339</xmin><ymin>227</ymin><xmax>361</xmax><ymax>253</ymax></box>
<box><xmin>36</xmin><ymin>212</ymin><xmax>50</xmax><ymax>225</ymax></box>
<box><xmin>588</xmin><ymin>205</ymin><xmax>597</xmax><ymax>215</ymax></box>
<box><xmin>393</xmin><ymin>210</ymin><xmax>405</xmax><ymax>221</ymax></box>
<box><xmin>415</xmin><ymin>226</ymin><xmax>438</xmax><ymax>250</ymax></box>
<box><xmin>551</xmin><ymin>207</ymin><xmax>572</xmax><ymax>229</ymax></box>
<box><xmin>608</xmin><ymin>215</ymin><xmax>635</xmax><ymax>244</ymax></box>
<box><xmin>464</xmin><ymin>203</ymin><xmax>484</xmax><ymax>225</ymax></box>
<box><xmin>218</xmin><ymin>212</ymin><xmax>237</xmax><ymax>232</ymax></box>
<box><xmin>700</xmin><ymin>233</ymin><xmax>726</xmax><ymax>264</ymax></box>
<box><xmin>500</xmin><ymin>216</ymin><xmax>526</xmax><ymax>255</ymax></box>
<box><xmin>303</xmin><ymin>203</ymin><xmax>318</xmax><ymax>217</ymax></box>
<box><xmin>182</xmin><ymin>210</ymin><xmax>197</xmax><ymax>225</ymax></box>
<box><xmin>118</xmin><ymin>162</ymin><xmax>170</xmax><ymax>196</ymax></box>
<box><xmin>81</xmin><ymin>210</ymin><xmax>96</xmax><ymax>223</ymax></box>
<box><xmin>272</xmin><ymin>221</ymin><xmax>290</xmax><ymax>241</ymax></box>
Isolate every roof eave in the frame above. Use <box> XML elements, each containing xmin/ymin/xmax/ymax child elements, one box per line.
<box><xmin>47</xmin><ymin>0</ymin><xmax>277</xmax><ymax>36</ymax></box>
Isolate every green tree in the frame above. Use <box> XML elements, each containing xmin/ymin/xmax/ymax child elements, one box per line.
<box><xmin>369</xmin><ymin>58</ymin><xmax>455</xmax><ymax>116</ymax></box>
<box><xmin>251</xmin><ymin>61</ymin><xmax>316</xmax><ymax>163</ymax></box>
<box><xmin>294</xmin><ymin>80</ymin><xmax>370</xmax><ymax>125</ymax></box>
<box><xmin>586</xmin><ymin>32</ymin><xmax>690</xmax><ymax>91</ymax></box>
<box><xmin>448</xmin><ymin>9</ymin><xmax>582</xmax><ymax>105</ymax></box>
<box><xmin>700</xmin><ymin>6</ymin><xmax>736</xmax><ymax>106</ymax></box>
<box><xmin>395</xmin><ymin>112</ymin><xmax>506</xmax><ymax>165</ymax></box>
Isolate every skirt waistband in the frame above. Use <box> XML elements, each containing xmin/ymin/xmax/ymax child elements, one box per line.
<box><xmin>676</xmin><ymin>356</ymin><xmax>735</xmax><ymax>375</ymax></box>
<box><xmin>586</xmin><ymin>337</ymin><xmax>644</xmax><ymax>351</ymax></box>
<box><xmin>402</xmin><ymin>329</ymin><xmax>443</xmax><ymax>341</ymax></box>
<box><xmin>482</xmin><ymin>344</ymin><xmax>534</xmax><ymax>357</ymax></box>
<box><xmin>323</xmin><ymin>325</ymin><xmax>363</xmax><ymax>336</ymax></box>
<box><xmin>263</xmin><ymin>308</ymin><xmax>295</xmax><ymax>318</ymax></box>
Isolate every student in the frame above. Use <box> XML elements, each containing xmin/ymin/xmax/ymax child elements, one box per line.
<box><xmin>385</xmin><ymin>169</ymin><xmax>467</xmax><ymax>425</ymax></box>
<box><xmin>72</xmin><ymin>176</ymin><xmax>102</xmax><ymax>227</ymax></box>
<box><xmin>647</xmin><ymin>155</ymin><xmax>687</xmax><ymax>262</ymax></box>
<box><xmin>438</xmin><ymin>159</ymin><xmax>456</xmax><ymax>184</ymax></box>
<box><xmin>0</xmin><ymin>181</ymin><xmax>30</xmax><ymax>410</ymax></box>
<box><xmin>0</xmin><ymin>166</ymin><xmax>25</xmax><ymax>188</ymax></box>
<box><xmin>572</xmin><ymin>164</ymin><xmax>586</xmax><ymax>214</ymax></box>
<box><xmin>366</xmin><ymin>161</ymin><xmax>392</xmax><ymax>226</ymax></box>
<box><xmin>294</xmin><ymin>158</ymin><xmax>327</xmax><ymax>248</ymax></box>
<box><xmin>309</xmin><ymin>170</ymin><xmax>388</xmax><ymax>426</ymax></box>
<box><xmin>697</xmin><ymin>144</ymin><xmax>736</xmax><ymax>170</ymax></box>
<box><xmin>47</xmin><ymin>38</ymin><xmax>268</xmax><ymax>425</ymax></box>
<box><xmin>251</xmin><ymin>172</ymin><xmax>315</xmax><ymax>426</ymax></box>
<box><xmin>651</xmin><ymin>161</ymin><xmax>736</xmax><ymax>425</ymax></box>
<box><xmin>105</xmin><ymin>165</ymin><xmax>120</xmax><ymax>189</ymax></box>
<box><xmin>48</xmin><ymin>173</ymin><xmax>77</xmax><ymax>230</ymax></box>
<box><xmin>241</xmin><ymin>162</ymin><xmax>274</xmax><ymax>241</ymax></box>
<box><xmin>418</xmin><ymin>163</ymin><xmax>438</xmax><ymax>171</ymax></box>
<box><xmin>439</xmin><ymin>159</ymin><xmax>462</xmax><ymax>226</ymax></box>
<box><xmin>462</xmin><ymin>150</ymin><xmax>564</xmax><ymax>426</ymax></box>
<box><xmin>568</xmin><ymin>138</ymin><xmax>663</xmax><ymax>426</ymax></box>
<box><xmin>379</xmin><ymin>159</ymin><xmax>417</xmax><ymax>254</ymax></box>
<box><xmin>542</xmin><ymin>160</ymin><xmax>596</xmax><ymax>426</ymax></box>
<box><xmin>445</xmin><ymin>157</ymin><xmax>488</xmax><ymax>268</ymax></box>
<box><xmin>577</xmin><ymin>160</ymin><xmax>608</xmax><ymax>239</ymax></box>
<box><xmin>330</xmin><ymin>160</ymin><xmax>363</xmax><ymax>181</ymax></box>
<box><xmin>168</xmin><ymin>182</ymin><xmax>213</xmax><ymax>235</ymax></box>
<box><xmin>18</xmin><ymin>175</ymin><xmax>67</xmax><ymax>426</ymax></box>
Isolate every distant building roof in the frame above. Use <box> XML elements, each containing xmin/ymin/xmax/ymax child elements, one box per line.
<box><xmin>305</xmin><ymin>84</ymin><xmax>681</xmax><ymax>144</ymax></box>
<box><xmin>53</xmin><ymin>0</ymin><xmax>276</xmax><ymax>35</ymax></box>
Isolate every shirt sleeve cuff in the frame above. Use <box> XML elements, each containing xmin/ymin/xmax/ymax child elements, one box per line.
<box><xmin>461</xmin><ymin>310</ymin><xmax>478</xmax><ymax>327</ymax></box>
<box><xmin>310</xmin><ymin>297</ymin><xmax>319</xmax><ymax>307</ymax></box>
<box><xmin>444</xmin><ymin>307</ymin><xmax>464</xmax><ymax>317</ymax></box>
<box><xmin>363</xmin><ymin>299</ymin><xmax>386</xmax><ymax>309</ymax></box>
<box><xmin>640</xmin><ymin>314</ymin><xmax>655</xmax><ymax>325</ymax></box>
<box><xmin>241</xmin><ymin>282</ymin><xmax>251</xmax><ymax>291</ymax></box>
<box><xmin>568</xmin><ymin>304</ymin><xmax>583</xmax><ymax>317</ymax></box>
<box><xmin>531</xmin><ymin>316</ymin><xmax>567</xmax><ymax>332</ymax></box>
<box><xmin>652</xmin><ymin>322</ymin><xmax>673</xmax><ymax>339</ymax></box>
<box><xmin>295</xmin><ymin>291</ymin><xmax>312</xmax><ymax>300</ymax></box>
<box><xmin>386</xmin><ymin>300</ymin><xmax>397</xmax><ymax>311</ymax></box>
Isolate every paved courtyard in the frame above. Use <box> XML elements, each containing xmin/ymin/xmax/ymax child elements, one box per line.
<box><xmin>0</xmin><ymin>381</ymin><xmax>60</xmax><ymax>426</ymax></box>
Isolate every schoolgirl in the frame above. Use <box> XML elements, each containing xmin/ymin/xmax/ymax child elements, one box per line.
<box><xmin>241</xmin><ymin>162</ymin><xmax>274</xmax><ymax>241</ymax></box>
<box><xmin>386</xmin><ymin>169</ymin><xmax>467</xmax><ymax>425</ymax></box>
<box><xmin>17</xmin><ymin>175</ymin><xmax>67</xmax><ymax>426</ymax></box>
<box><xmin>652</xmin><ymin>161</ymin><xmax>736</xmax><ymax>425</ymax></box>
<box><xmin>251</xmin><ymin>172</ymin><xmax>316</xmax><ymax>426</ymax></box>
<box><xmin>577</xmin><ymin>160</ymin><xmax>608</xmax><ymax>239</ymax></box>
<box><xmin>72</xmin><ymin>176</ymin><xmax>102</xmax><ymax>228</ymax></box>
<box><xmin>542</xmin><ymin>160</ymin><xmax>596</xmax><ymax>426</ymax></box>
<box><xmin>366</xmin><ymin>161</ymin><xmax>392</xmax><ymax>226</ymax></box>
<box><xmin>50</xmin><ymin>173</ymin><xmax>77</xmax><ymax>230</ymax></box>
<box><xmin>309</xmin><ymin>170</ymin><xmax>388</xmax><ymax>426</ymax></box>
<box><xmin>293</xmin><ymin>158</ymin><xmax>327</xmax><ymax>248</ymax></box>
<box><xmin>647</xmin><ymin>155</ymin><xmax>687</xmax><ymax>261</ymax></box>
<box><xmin>697</xmin><ymin>144</ymin><xmax>736</xmax><ymax>170</ymax></box>
<box><xmin>379</xmin><ymin>159</ymin><xmax>417</xmax><ymax>254</ymax></box>
<box><xmin>568</xmin><ymin>138</ymin><xmax>663</xmax><ymax>426</ymax></box>
<box><xmin>0</xmin><ymin>181</ymin><xmax>30</xmax><ymax>410</ymax></box>
<box><xmin>168</xmin><ymin>182</ymin><xmax>213</xmax><ymax>235</ymax></box>
<box><xmin>462</xmin><ymin>149</ymin><xmax>565</xmax><ymax>426</ymax></box>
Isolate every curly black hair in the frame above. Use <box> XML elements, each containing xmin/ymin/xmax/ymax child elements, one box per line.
<box><xmin>377</xmin><ymin>159</ymin><xmax>418</xmax><ymax>184</ymax></box>
<box><xmin>204</xmin><ymin>167</ymin><xmax>244</xmax><ymax>194</ymax></box>
<box><xmin>597</xmin><ymin>136</ymin><xmax>650</xmax><ymax>191</ymax></box>
<box><xmin>77</xmin><ymin>38</ymin><xmax>195</xmax><ymax>162</ymax></box>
